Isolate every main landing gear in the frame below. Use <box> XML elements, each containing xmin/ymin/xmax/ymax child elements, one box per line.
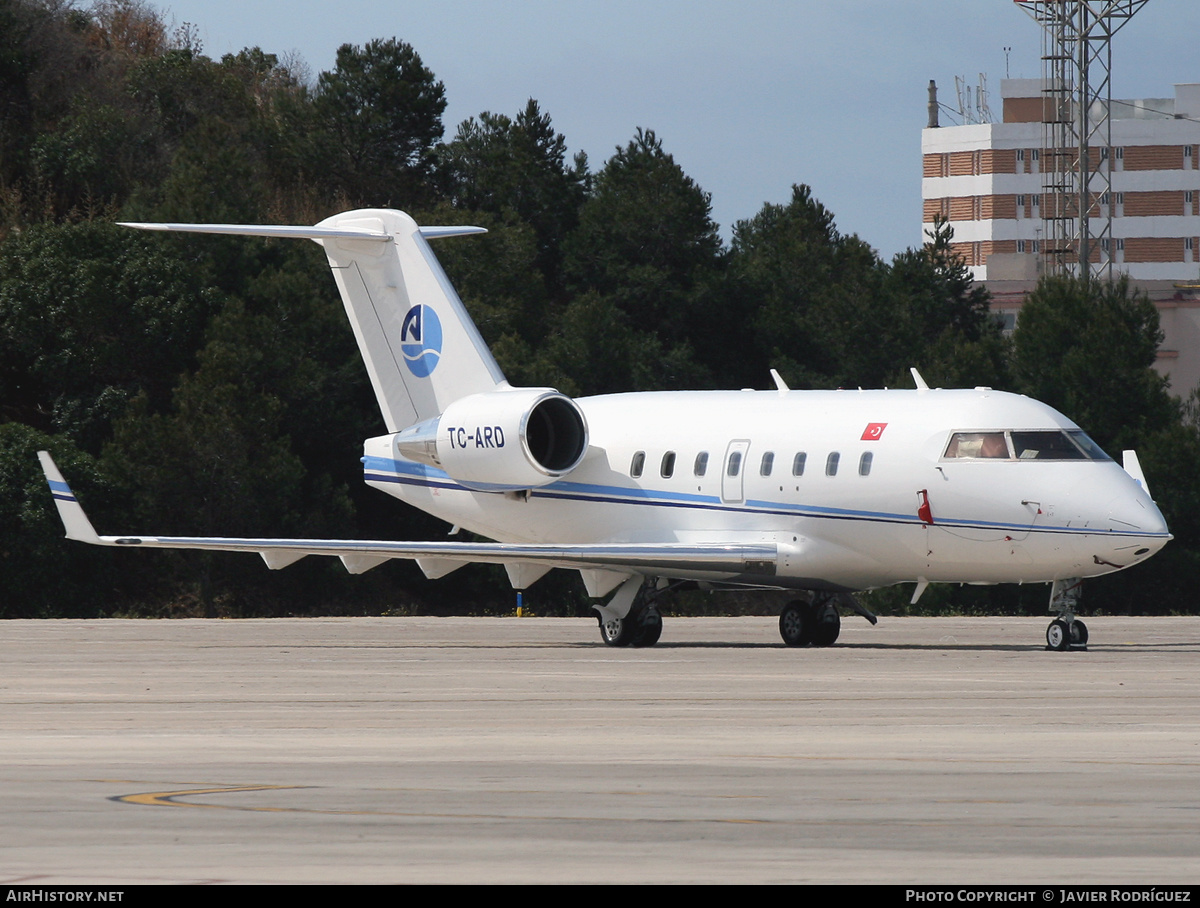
<box><xmin>1045</xmin><ymin>577</ymin><xmax>1088</xmax><ymax>652</ymax></box>
<box><xmin>596</xmin><ymin>578</ymin><xmax>665</xmax><ymax>648</ymax></box>
<box><xmin>779</xmin><ymin>593</ymin><xmax>844</xmax><ymax>647</ymax></box>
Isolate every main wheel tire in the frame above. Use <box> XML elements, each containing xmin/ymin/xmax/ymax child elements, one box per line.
<box><xmin>810</xmin><ymin>602</ymin><xmax>841</xmax><ymax>647</ymax></box>
<box><xmin>1069</xmin><ymin>619</ymin><xmax>1089</xmax><ymax>646</ymax></box>
<box><xmin>599</xmin><ymin>613</ymin><xmax>636</xmax><ymax>647</ymax></box>
<box><xmin>1046</xmin><ymin>619</ymin><xmax>1071</xmax><ymax>651</ymax></box>
<box><xmin>779</xmin><ymin>600</ymin><xmax>811</xmax><ymax>647</ymax></box>
<box><xmin>631</xmin><ymin>605</ymin><xmax>663</xmax><ymax>647</ymax></box>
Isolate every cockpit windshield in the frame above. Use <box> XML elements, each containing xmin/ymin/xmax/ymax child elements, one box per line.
<box><xmin>943</xmin><ymin>429</ymin><xmax>1111</xmax><ymax>462</ymax></box>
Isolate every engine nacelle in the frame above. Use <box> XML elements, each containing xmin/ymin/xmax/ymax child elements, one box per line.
<box><xmin>394</xmin><ymin>388</ymin><xmax>588</xmax><ymax>491</ymax></box>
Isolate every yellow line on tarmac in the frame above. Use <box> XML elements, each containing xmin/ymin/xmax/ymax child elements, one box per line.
<box><xmin>114</xmin><ymin>785</ymin><xmax>303</xmax><ymax>809</ymax></box>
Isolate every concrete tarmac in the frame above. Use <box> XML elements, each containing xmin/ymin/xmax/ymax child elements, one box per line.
<box><xmin>1</xmin><ymin>615</ymin><xmax>1198</xmax><ymax>885</ymax></box>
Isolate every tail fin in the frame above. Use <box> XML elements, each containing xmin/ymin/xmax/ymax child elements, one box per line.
<box><xmin>121</xmin><ymin>209</ymin><xmax>506</xmax><ymax>431</ymax></box>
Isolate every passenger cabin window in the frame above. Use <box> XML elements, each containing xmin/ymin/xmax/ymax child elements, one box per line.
<box><xmin>727</xmin><ymin>451</ymin><xmax>743</xmax><ymax>476</ymax></box>
<box><xmin>760</xmin><ymin>451</ymin><xmax>775</xmax><ymax>476</ymax></box>
<box><xmin>792</xmin><ymin>452</ymin><xmax>807</xmax><ymax>476</ymax></box>
<box><xmin>630</xmin><ymin>451</ymin><xmax>645</xmax><ymax>478</ymax></box>
<box><xmin>694</xmin><ymin>452</ymin><xmax>709</xmax><ymax>476</ymax></box>
<box><xmin>858</xmin><ymin>452</ymin><xmax>873</xmax><ymax>476</ymax></box>
<box><xmin>825</xmin><ymin>452</ymin><xmax>840</xmax><ymax>476</ymax></box>
<box><xmin>660</xmin><ymin>451</ymin><xmax>676</xmax><ymax>478</ymax></box>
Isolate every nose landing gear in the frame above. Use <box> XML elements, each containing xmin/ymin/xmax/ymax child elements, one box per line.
<box><xmin>1046</xmin><ymin>578</ymin><xmax>1088</xmax><ymax>651</ymax></box>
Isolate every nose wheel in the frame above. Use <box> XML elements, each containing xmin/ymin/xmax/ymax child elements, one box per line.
<box><xmin>1046</xmin><ymin>579</ymin><xmax>1088</xmax><ymax>651</ymax></box>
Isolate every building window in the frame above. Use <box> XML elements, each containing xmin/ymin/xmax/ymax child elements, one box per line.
<box><xmin>1032</xmin><ymin>149</ymin><xmax>1040</xmax><ymax>161</ymax></box>
<box><xmin>1017</xmin><ymin>149</ymin><xmax>1025</xmax><ymax>161</ymax></box>
<box><xmin>1116</xmin><ymin>147</ymin><xmax>1123</xmax><ymax>160</ymax></box>
<box><xmin>1017</xmin><ymin>240</ymin><xmax>1026</xmax><ymax>253</ymax></box>
<box><xmin>1187</xmin><ymin>238</ymin><xmax>1195</xmax><ymax>251</ymax></box>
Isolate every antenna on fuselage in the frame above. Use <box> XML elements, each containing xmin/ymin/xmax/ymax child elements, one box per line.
<box><xmin>769</xmin><ymin>369</ymin><xmax>790</xmax><ymax>393</ymax></box>
<box><xmin>910</xmin><ymin>367</ymin><xmax>930</xmax><ymax>391</ymax></box>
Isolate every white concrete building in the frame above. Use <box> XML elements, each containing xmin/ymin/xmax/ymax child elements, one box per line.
<box><xmin>922</xmin><ymin>79</ymin><xmax>1200</xmax><ymax>394</ymax></box>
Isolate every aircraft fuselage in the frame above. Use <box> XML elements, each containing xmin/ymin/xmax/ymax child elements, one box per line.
<box><xmin>363</xmin><ymin>387</ymin><xmax>1169</xmax><ymax>593</ymax></box>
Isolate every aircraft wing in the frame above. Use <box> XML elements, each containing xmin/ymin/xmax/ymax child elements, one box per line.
<box><xmin>38</xmin><ymin>453</ymin><xmax>776</xmax><ymax>585</ymax></box>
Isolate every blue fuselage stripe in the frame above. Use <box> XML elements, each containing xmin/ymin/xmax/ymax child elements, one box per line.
<box><xmin>361</xmin><ymin>456</ymin><xmax>1167</xmax><ymax>540</ymax></box>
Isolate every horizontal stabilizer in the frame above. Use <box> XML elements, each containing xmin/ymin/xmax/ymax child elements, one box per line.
<box><xmin>119</xmin><ymin>222</ymin><xmax>486</xmax><ymax>242</ymax></box>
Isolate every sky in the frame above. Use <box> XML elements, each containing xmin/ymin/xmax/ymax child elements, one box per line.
<box><xmin>156</xmin><ymin>0</ymin><xmax>1199</xmax><ymax>261</ymax></box>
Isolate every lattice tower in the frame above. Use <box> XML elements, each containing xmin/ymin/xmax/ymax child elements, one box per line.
<box><xmin>1015</xmin><ymin>0</ymin><xmax>1147</xmax><ymax>280</ymax></box>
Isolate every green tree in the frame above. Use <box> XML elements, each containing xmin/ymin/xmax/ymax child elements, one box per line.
<box><xmin>422</xmin><ymin>203</ymin><xmax>551</xmax><ymax>385</ymax></box>
<box><xmin>0</xmin><ymin>221</ymin><xmax>219</xmax><ymax>452</ymax></box>
<box><xmin>728</xmin><ymin>184</ymin><xmax>887</xmax><ymax>390</ymax></box>
<box><xmin>29</xmin><ymin>100</ymin><xmax>147</xmax><ymax>213</ymax></box>
<box><xmin>559</xmin><ymin>129</ymin><xmax>720</xmax><ymax>392</ymax></box>
<box><xmin>441</xmin><ymin>99</ymin><xmax>588</xmax><ymax>293</ymax></box>
<box><xmin>311</xmin><ymin>38</ymin><xmax>446</xmax><ymax>208</ymax></box>
<box><xmin>1010</xmin><ymin>275</ymin><xmax>1174</xmax><ymax>452</ymax></box>
<box><xmin>883</xmin><ymin>216</ymin><xmax>1008</xmax><ymax>389</ymax></box>
<box><xmin>0</xmin><ymin>422</ymin><xmax>123</xmax><ymax>617</ymax></box>
<box><xmin>565</xmin><ymin>129</ymin><xmax>721</xmax><ymax>333</ymax></box>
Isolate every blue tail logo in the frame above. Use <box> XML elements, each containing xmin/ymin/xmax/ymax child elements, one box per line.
<box><xmin>400</xmin><ymin>304</ymin><xmax>443</xmax><ymax>377</ymax></box>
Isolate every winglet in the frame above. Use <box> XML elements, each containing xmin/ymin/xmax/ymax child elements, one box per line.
<box><xmin>1122</xmin><ymin>450</ymin><xmax>1151</xmax><ymax>498</ymax></box>
<box><xmin>37</xmin><ymin>452</ymin><xmax>105</xmax><ymax>545</ymax></box>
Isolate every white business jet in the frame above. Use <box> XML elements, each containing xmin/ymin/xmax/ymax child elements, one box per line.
<box><xmin>39</xmin><ymin>209</ymin><xmax>1171</xmax><ymax>650</ymax></box>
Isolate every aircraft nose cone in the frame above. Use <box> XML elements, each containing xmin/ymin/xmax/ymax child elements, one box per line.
<box><xmin>1104</xmin><ymin>488</ymin><xmax>1170</xmax><ymax>562</ymax></box>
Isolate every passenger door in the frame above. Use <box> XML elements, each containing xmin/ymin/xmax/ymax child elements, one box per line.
<box><xmin>722</xmin><ymin>440</ymin><xmax>751</xmax><ymax>503</ymax></box>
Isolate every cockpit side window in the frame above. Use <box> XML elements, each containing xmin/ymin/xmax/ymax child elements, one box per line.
<box><xmin>943</xmin><ymin>432</ymin><xmax>1009</xmax><ymax>459</ymax></box>
<box><xmin>1011</xmin><ymin>431</ymin><xmax>1087</xmax><ymax>460</ymax></box>
<box><xmin>1066</xmin><ymin>430</ymin><xmax>1113</xmax><ymax>462</ymax></box>
<box><xmin>943</xmin><ymin>429</ymin><xmax>1112</xmax><ymax>462</ymax></box>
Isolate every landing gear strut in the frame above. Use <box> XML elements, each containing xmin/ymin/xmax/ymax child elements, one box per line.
<box><xmin>779</xmin><ymin>593</ymin><xmax>843</xmax><ymax>647</ymax></box>
<box><xmin>596</xmin><ymin>578</ymin><xmax>666</xmax><ymax>647</ymax></box>
<box><xmin>1046</xmin><ymin>578</ymin><xmax>1088</xmax><ymax>651</ymax></box>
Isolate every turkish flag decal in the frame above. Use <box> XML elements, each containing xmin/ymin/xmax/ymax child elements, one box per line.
<box><xmin>861</xmin><ymin>422</ymin><xmax>887</xmax><ymax>441</ymax></box>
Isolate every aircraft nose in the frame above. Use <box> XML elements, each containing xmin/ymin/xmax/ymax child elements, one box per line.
<box><xmin>1104</xmin><ymin>485</ymin><xmax>1171</xmax><ymax>560</ymax></box>
<box><xmin>1109</xmin><ymin>490</ymin><xmax>1169</xmax><ymax>535</ymax></box>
